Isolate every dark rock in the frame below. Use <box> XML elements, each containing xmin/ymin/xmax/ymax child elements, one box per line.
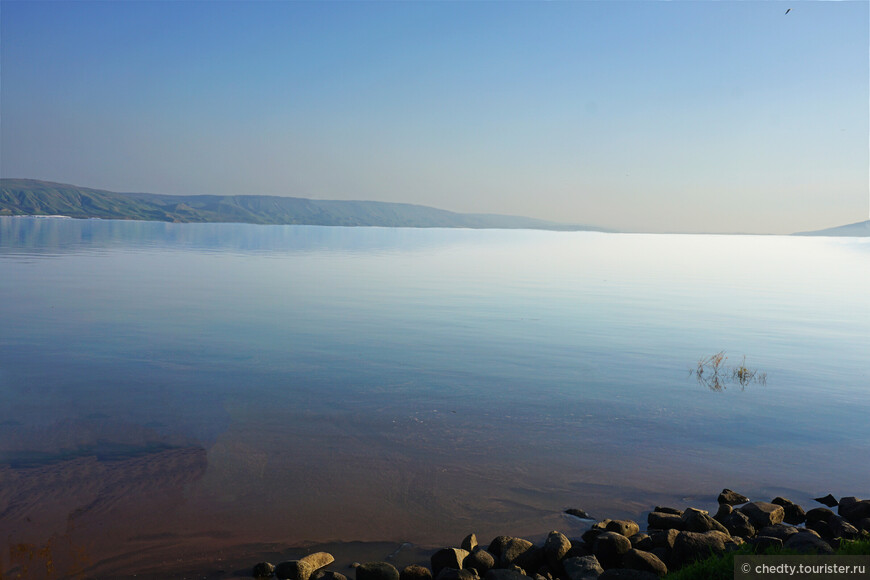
<box><xmin>748</xmin><ymin>536</ymin><xmax>782</xmax><ymax>553</ymax></box>
<box><xmin>462</xmin><ymin>534</ymin><xmax>478</xmax><ymax>553</ymax></box>
<box><xmin>649</xmin><ymin>548</ymin><xmax>670</xmax><ymax>571</ymax></box>
<box><xmin>723</xmin><ymin>510</ymin><xmax>755</xmax><ymax>538</ymax></box>
<box><xmin>646</xmin><ymin>512</ymin><xmax>683</xmax><ymax>531</ymax></box>
<box><xmin>829</xmin><ymin>515</ymin><xmax>860</xmax><ymax>539</ymax></box>
<box><xmin>647</xmin><ymin>529</ymin><xmax>678</xmax><ymax>551</ymax></box>
<box><xmin>501</xmin><ymin>538</ymin><xmax>540</xmax><ymax>571</ymax></box>
<box><xmin>604</xmin><ymin>520</ymin><xmax>640</xmax><ymax>538</ymax></box>
<box><xmin>431</xmin><ymin>549</ymin><xmax>470</xmax><ymax>578</ymax></box>
<box><xmin>598</xmin><ymin>570</ymin><xmax>659</xmax><ymax>580</ymax></box>
<box><xmin>839</xmin><ymin>498</ymin><xmax>870</xmax><ymax>523</ymax></box>
<box><xmin>357</xmin><ymin>562</ymin><xmax>401</xmax><ymax>580</ymax></box>
<box><xmin>680</xmin><ymin>508</ymin><xmax>729</xmax><ymax>535</ymax></box>
<box><xmin>619</xmin><ymin>549</ymin><xmax>667</xmax><ymax>577</ymax></box>
<box><xmin>805</xmin><ymin>507</ymin><xmax>835</xmax><ymax>526</ymax></box>
<box><xmin>713</xmin><ymin>504</ymin><xmax>732</xmax><ymax>524</ymax></box>
<box><xmin>464</xmin><ymin>551</ymin><xmax>495</xmax><ymax>577</ymax></box>
<box><xmin>671</xmin><ymin>531</ymin><xmax>728</xmax><ymax>567</ymax></box>
<box><xmin>316</xmin><ymin>573</ymin><xmax>348</xmax><ymax>580</ymax></box>
<box><xmin>858</xmin><ymin>518</ymin><xmax>870</xmax><ymax>533</ymax></box>
<box><xmin>435</xmin><ymin>569</ymin><xmax>477</xmax><ymax>580</ymax></box>
<box><xmin>487</xmin><ymin>537</ymin><xmax>513</xmax><ymax>559</ymax></box>
<box><xmin>582</xmin><ymin>528</ymin><xmax>606</xmax><ymax>546</ymax></box>
<box><xmin>738</xmin><ymin>502</ymin><xmax>784</xmax><ymax>529</ymax></box>
<box><xmin>814</xmin><ymin>494</ymin><xmax>838</xmax><ymax>508</ymax></box>
<box><xmin>756</xmin><ymin>525</ymin><xmax>798</xmax><ymax>541</ymax></box>
<box><xmin>565</xmin><ymin>508</ymin><xmax>595</xmax><ymax>520</ymax></box>
<box><xmin>543</xmin><ymin>531</ymin><xmax>572</xmax><ymax>573</ymax></box>
<box><xmin>562</xmin><ymin>555</ymin><xmax>603</xmax><ymax>580</ymax></box>
<box><xmin>652</xmin><ymin>507</ymin><xmax>682</xmax><ymax>516</ymax></box>
<box><xmin>401</xmin><ymin>566</ymin><xmax>432</xmax><ymax>580</ymax></box>
<box><xmin>484</xmin><ymin>570</ymin><xmax>530</xmax><ymax>580</ymax></box>
<box><xmin>629</xmin><ymin>534</ymin><xmax>650</xmax><ymax>550</ymax></box>
<box><xmin>277</xmin><ymin>554</ymin><xmax>336</xmax><ymax>580</ymax></box>
<box><xmin>770</xmin><ymin>497</ymin><xmax>806</xmax><ymax>525</ymax></box>
<box><xmin>565</xmin><ymin>541</ymin><xmax>592</xmax><ymax>560</ymax></box>
<box><xmin>783</xmin><ymin>532</ymin><xmax>834</xmax><ymax>554</ymax></box>
<box><xmin>593</xmin><ymin>532</ymin><xmax>632</xmax><ymax>568</ymax></box>
<box><xmin>718</xmin><ymin>489</ymin><xmax>750</xmax><ymax>505</ymax></box>
<box><xmin>254</xmin><ymin>562</ymin><xmax>276</xmax><ymax>579</ymax></box>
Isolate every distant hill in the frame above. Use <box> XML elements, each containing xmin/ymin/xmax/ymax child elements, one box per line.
<box><xmin>794</xmin><ymin>220</ymin><xmax>870</xmax><ymax>237</ymax></box>
<box><xmin>0</xmin><ymin>179</ymin><xmax>605</xmax><ymax>231</ymax></box>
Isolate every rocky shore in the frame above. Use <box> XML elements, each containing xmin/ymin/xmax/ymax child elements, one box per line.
<box><xmin>250</xmin><ymin>491</ymin><xmax>870</xmax><ymax>580</ymax></box>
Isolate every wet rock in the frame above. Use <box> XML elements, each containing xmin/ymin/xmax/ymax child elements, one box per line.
<box><xmin>604</xmin><ymin>520</ymin><xmax>640</xmax><ymax>538</ymax></box>
<box><xmin>562</xmin><ymin>555</ymin><xmax>604</xmax><ymax>580</ymax></box>
<box><xmin>598</xmin><ymin>570</ymin><xmax>659</xmax><ymax>580</ymax></box>
<box><xmin>501</xmin><ymin>538</ymin><xmax>540</xmax><ymax>571</ymax></box>
<box><xmin>748</xmin><ymin>536</ymin><xmax>782</xmax><ymax>553</ymax></box>
<box><xmin>738</xmin><ymin>502</ymin><xmax>784</xmax><ymax>529</ymax></box>
<box><xmin>671</xmin><ymin>531</ymin><xmax>728</xmax><ymax>567</ymax></box>
<box><xmin>723</xmin><ymin>510</ymin><xmax>755</xmax><ymax>538</ymax></box>
<box><xmin>783</xmin><ymin>532</ymin><xmax>834</xmax><ymax>555</ymax></box>
<box><xmin>593</xmin><ymin>532</ymin><xmax>632</xmax><ymax>569</ymax></box>
<box><xmin>805</xmin><ymin>507</ymin><xmax>835</xmax><ymax>526</ymax></box>
<box><xmin>484</xmin><ymin>570</ymin><xmax>530</xmax><ymax>580</ymax></box>
<box><xmin>543</xmin><ymin>531</ymin><xmax>572</xmax><ymax>573</ymax></box>
<box><xmin>718</xmin><ymin>489</ymin><xmax>749</xmax><ymax>505</ymax></box>
<box><xmin>400</xmin><ymin>566</ymin><xmax>432</xmax><ymax>580</ymax></box>
<box><xmin>431</xmin><ymin>549</ymin><xmax>470</xmax><ymax>578</ymax></box>
<box><xmin>713</xmin><ymin>504</ymin><xmax>732</xmax><ymax>524</ymax></box>
<box><xmin>828</xmin><ymin>515</ymin><xmax>860</xmax><ymax>540</ymax></box>
<box><xmin>646</xmin><ymin>512</ymin><xmax>683</xmax><ymax>531</ymax></box>
<box><xmin>681</xmin><ymin>508</ymin><xmax>729</xmax><ymax>535</ymax></box>
<box><xmin>770</xmin><ymin>497</ymin><xmax>806</xmax><ymax>525</ymax></box>
<box><xmin>565</xmin><ymin>508</ymin><xmax>595</xmax><ymax>520</ymax></box>
<box><xmin>652</xmin><ymin>507</ymin><xmax>682</xmax><ymax>516</ymax></box>
<box><xmin>464</xmin><ymin>550</ymin><xmax>495</xmax><ymax>577</ymax></box>
<box><xmin>462</xmin><ymin>534</ymin><xmax>478</xmax><ymax>552</ymax></box>
<box><xmin>756</xmin><ymin>525</ymin><xmax>798</xmax><ymax>542</ymax></box>
<box><xmin>619</xmin><ymin>549</ymin><xmax>667</xmax><ymax>577</ymax></box>
<box><xmin>357</xmin><ymin>562</ymin><xmax>401</xmax><ymax>580</ymax></box>
<box><xmin>814</xmin><ymin>494</ymin><xmax>838</xmax><ymax>508</ymax></box>
<box><xmin>254</xmin><ymin>562</ymin><xmax>276</xmax><ymax>579</ymax></box>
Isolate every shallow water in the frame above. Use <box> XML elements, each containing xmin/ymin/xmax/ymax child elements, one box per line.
<box><xmin>1</xmin><ymin>217</ymin><xmax>868</xmax><ymax>576</ymax></box>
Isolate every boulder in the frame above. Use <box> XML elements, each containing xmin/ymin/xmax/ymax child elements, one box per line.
<box><xmin>464</xmin><ymin>551</ymin><xmax>495</xmax><ymax>577</ymax></box>
<box><xmin>484</xmin><ymin>570</ymin><xmax>530</xmax><ymax>580</ymax></box>
<box><xmin>839</xmin><ymin>498</ymin><xmax>870</xmax><ymax>523</ymax></box>
<box><xmin>718</xmin><ymin>489</ymin><xmax>750</xmax><ymax>505</ymax></box>
<box><xmin>254</xmin><ymin>562</ymin><xmax>276</xmax><ymax>579</ymax></box>
<box><xmin>431</xmin><ymin>549</ymin><xmax>470</xmax><ymax>578</ymax></box>
<box><xmin>858</xmin><ymin>518</ymin><xmax>870</xmax><ymax>533</ymax></box>
<box><xmin>436</xmin><ymin>569</ymin><xmax>477</xmax><ymax>580</ymax></box>
<box><xmin>723</xmin><ymin>510</ymin><xmax>755</xmax><ymax>538</ymax></box>
<box><xmin>501</xmin><ymin>538</ymin><xmax>540</xmax><ymax>571</ymax></box>
<box><xmin>748</xmin><ymin>536</ymin><xmax>782</xmax><ymax>553</ymax></box>
<box><xmin>646</xmin><ymin>512</ymin><xmax>683</xmax><ymax>531</ymax></box>
<box><xmin>316</xmin><ymin>573</ymin><xmax>348</xmax><ymax>580</ymax></box>
<box><xmin>488</xmin><ymin>537</ymin><xmax>513</xmax><ymax>559</ymax></box>
<box><xmin>713</xmin><ymin>504</ymin><xmax>732</xmax><ymax>524</ymax></box>
<box><xmin>357</xmin><ymin>562</ymin><xmax>401</xmax><ymax>580</ymax></box>
<box><xmin>593</xmin><ymin>532</ymin><xmax>632</xmax><ymax>568</ymax></box>
<box><xmin>276</xmin><ymin>554</ymin><xmax>336</xmax><ymax>580</ymax></box>
<box><xmin>619</xmin><ymin>549</ymin><xmax>667</xmax><ymax>577</ymax></box>
<box><xmin>805</xmin><ymin>507</ymin><xmax>835</xmax><ymax>526</ymax></box>
<box><xmin>770</xmin><ymin>497</ymin><xmax>806</xmax><ymax>525</ymax></box>
<box><xmin>738</xmin><ymin>502</ymin><xmax>784</xmax><ymax>529</ymax></box>
<box><xmin>604</xmin><ymin>520</ymin><xmax>640</xmax><ymax>538</ymax></box>
<box><xmin>582</xmin><ymin>528</ymin><xmax>606</xmax><ymax>546</ymax></box>
<box><xmin>598</xmin><ymin>570</ymin><xmax>659</xmax><ymax>580</ymax></box>
<box><xmin>401</xmin><ymin>566</ymin><xmax>432</xmax><ymax>580</ymax></box>
<box><xmin>814</xmin><ymin>494</ymin><xmax>838</xmax><ymax>508</ymax></box>
<box><xmin>828</xmin><ymin>515</ymin><xmax>860</xmax><ymax>540</ymax></box>
<box><xmin>629</xmin><ymin>534</ymin><xmax>650</xmax><ymax>550</ymax></box>
<box><xmin>562</xmin><ymin>555</ymin><xmax>603</xmax><ymax>580</ymax></box>
<box><xmin>462</xmin><ymin>534</ymin><xmax>479</xmax><ymax>552</ymax></box>
<box><xmin>647</xmin><ymin>529</ymin><xmax>678</xmax><ymax>551</ymax></box>
<box><xmin>756</xmin><ymin>525</ymin><xmax>798</xmax><ymax>541</ymax></box>
<box><xmin>680</xmin><ymin>508</ymin><xmax>729</xmax><ymax>535</ymax></box>
<box><xmin>783</xmin><ymin>532</ymin><xmax>834</xmax><ymax>555</ymax></box>
<box><xmin>671</xmin><ymin>531</ymin><xmax>728</xmax><ymax>567</ymax></box>
<box><xmin>652</xmin><ymin>507</ymin><xmax>682</xmax><ymax>516</ymax></box>
<box><xmin>543</xmin><ymin>531</ymin><xmax>572</xmax><ymax>573</ymax></box>
<box><xmin>565</xmin><ymin>540</ymin><xmax>592</xmax><ymax>560</ymax></box>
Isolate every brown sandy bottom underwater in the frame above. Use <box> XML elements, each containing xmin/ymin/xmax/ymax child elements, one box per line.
<box><xmin>4</xmin><ymin>413</ymin><xmax>867</xmax><ymax>579</ymax></box>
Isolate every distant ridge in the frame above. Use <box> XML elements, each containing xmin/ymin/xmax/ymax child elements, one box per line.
<box><xmin>0</xmin><ymin>179</ymin><xmax>606</xmax><ymax>231</ymax></box>
<box><xmin>794</xmin><ymin>220</ymin><xmax>870</xmax><ymax>237</ymax></box>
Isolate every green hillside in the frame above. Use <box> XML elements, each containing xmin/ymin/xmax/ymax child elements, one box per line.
<box><xmin>0</xmin><ymin>179</ymin><xmax>602</xmax><ymax>231</ymax></box>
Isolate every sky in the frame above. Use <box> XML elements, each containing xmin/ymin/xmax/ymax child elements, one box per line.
<box><xmin>1</xmin><ymin>1</ymin><xmax>867</xmax><ymax>234</ymax></box>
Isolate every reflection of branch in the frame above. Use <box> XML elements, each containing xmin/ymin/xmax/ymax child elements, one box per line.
<box><xmin>691</xmin><ymin>352</ymin><xmax>767</xmax><ymax>391</ymax></box>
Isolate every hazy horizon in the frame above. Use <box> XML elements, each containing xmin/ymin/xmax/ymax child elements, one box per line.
<box><xmin>2</xmin><ymin>1</ymin><xmax>868</xmax><ymax>234</ymax></box>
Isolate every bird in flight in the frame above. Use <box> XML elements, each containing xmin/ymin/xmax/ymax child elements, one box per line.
<box><xmin>785</xmin><ymin>8</ymin><xmax>791</xmax><ymax>15</ymax></box>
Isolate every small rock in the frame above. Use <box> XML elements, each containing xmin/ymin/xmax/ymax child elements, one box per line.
<box><xmin>748</xmin><ymin>536</ymin><xmax>783</xmax><ymax>553</ymax></box>
<box><xmin>738</xmin><ymin>502</ymin><xmax>784</xmax><ymax>529</ymax></box>
<box><xmin>461</xmin><ymin>534</ymin><xmax>478</xmax><ymax>552</ymax></box>
<box><xmin>435</xmin><ymin>569</ymin><xmax>477</xmax><ymax>580</ymax></box>
<box><xmin>828</xmin><ymin>515</ymin><xmax>860</xmax><ymax>540</ymax></box>
<box><xmin>672</xmin><ymin>531</ymin><xmax>728</xmax><ymax>567</ymax></box>
<box><xmin>276</xmin><ymin>561</ymin><xmax>313</xmax><ymax>580</ymax></box>
<box><xmin>681</xmin><ymin>508</ymin><xmax>729</xmax><ymax>535</ymax></box>
<box><xmin>316</xmin><ymin>573</ymin><xmax>348</xmax><ymax>580</ymax></box>
<box><xmin>783</xmin><ymin>532</ymin><xmax>834</xmax><ymax>555</ymax></box>
<box><xmin>254</xmin><ymin>562</ymin><xmax>276</xmax><ymax>579</ymax></box>
<box><xmin>805</xmin><ymin>507</ymin><xmax>835</xmax><ymax>526</ymax></box>
<box><xmin>646</xmin><ymin>512</ymin><xmax>683</xmax><ymax>531</ymax></box>
<box><xmin>718</xmin><ymin>489</ymin><xmax>750</xmax><ymax>505</ymax></box>
<box><xmin>713</xmin><ymin>504</ymin><xmax>732</xmax><ymax>524</ymax></box>
<box><xmin>652</xmin><ymin>507</ymin><xmax>683</xmax><ymax>516</ymax></box>
<box><xmin>723</xmin><ymin>510</ymin><xmax>755</xmax><ymax>538</ymax></box>
<box><xmin>814</xmin><ymin>494</ymin><xmax>838</xmax><ymax>508</ymax></box>
<box><xmin>770</xmin><ymin>497</ymin><xmax>806</xmax><ymax>525</ymax></box>
<box><xmin>501</xmin><ymin>538</ymin><xmax>540</xmax><ymax>571</ymax></box>
<box><xmin>401</xmin><ymin>565</ymin><xmax>433</xmax><ymax>580</ymax></box>
<box><xmin>357</xmin><ymin>562</ymin><xmax>401</xmax><ymax>580</ymax></box>
<box><xmin>565</xmin><ymin>508</ymin><xmax>595</xmax><ymax>520</ymax></box>
<box><xmin>858</xmin><ymin>518</ymin><xmax>870</xmax><ymax>533</ymax></box>
<box><xmin>562</xmin><ymin>555</ymin><xmax>604</xmax><ymax>580</ymax></box>
<box><xmin>619</xmin><ymin>549</ymin><xmax>667</xmax><ymax>577</ymax></box>
<box><xmin>593</xmin><ymin>531</ymin><xmax>632</xmax><ymax>569</ymax></box>
<box><xmin>543</xmin><ymin>531</ymin><xmax>572</xmax><ymax>573</ymax></box>
<box><xmin>487</xmin><ymin>537</ymin><xmax>513</xmax><ymax>560</ymax></box>
<box><xmin>839</xmin><ymin>498</ymin><xmax>870</xmax><ymax>524</ymax></box>
<box><xmin>647</xmin><ymin>529</ymin><xmax>678</xmax><ymax>551</ymax></box>
<box><xmin>605</xmin><ymin>520</ymin><xmax>640</xmax><ymax>538</ymax></box>
<box><xmin>464</xmin><ymin>550</ymin><xmax>495</xmax><ymax>577</ymax></box>
<box><xmin>756</xmin><ymin>525</ymin><xmax>798</xmax><ymax>541</ymax></box>
<box><xmin>431</xmin><ymin>549</ymin><xmax>470</xmax><ymax>578</ymax></box>
<box><xmin>807</xmin><ymin>519</ymin><xmax>834</xmax><ymax>540</ymax></box>
<box><xmin>629</xmin><ymin>534</ymin><xmax>650</xmax><ymax>550</ymax></box>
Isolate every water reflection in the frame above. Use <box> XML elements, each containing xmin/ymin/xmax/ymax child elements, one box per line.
<box><xmin>691</xmin><ymin>351</ymin><xmax>768</xmax><ymax>391</ymax></box>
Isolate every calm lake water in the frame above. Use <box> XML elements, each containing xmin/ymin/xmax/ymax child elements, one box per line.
<box><xmin>1</xmin><ymin>216</ymin><xmax>868</xmax><ymax>575</ymax></box>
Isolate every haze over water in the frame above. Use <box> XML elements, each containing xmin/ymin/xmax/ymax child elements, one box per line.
<box><xmin>1</xmin><ymin>217</ymin><xmax>868</xmax><ymax>574</ymax></box>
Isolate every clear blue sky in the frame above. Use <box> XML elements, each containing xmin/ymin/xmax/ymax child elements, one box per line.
<box><xmin>1</xmin><ymin>1</ymin><xmax>867</xmax><ymax>233</ymax></box>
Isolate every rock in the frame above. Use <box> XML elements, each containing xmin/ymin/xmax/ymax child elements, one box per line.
<box><xmin>566</xmin><ymin>508</ymin><xmax>595</xmax><ymax>520</ymax></box>
<box><xmin>680</xmin><ymin>508</ymin><xmax>729</xmax><ymax>535</ymax></box>
<box><xmin>738</xmin><ymin>502</ymin><xmax>784</xmax><ymax>529</ymax></box>
<box><xmin>629</xmin><ymin>534</ymin><xmax>650</xmax><ymax>550</ymax></box>
<box><xmin>805</xmin><ymin>507</ymin><xmax>835</xmax><ymax>526</ymax></box>
<box><xmin>254</xmin><ymin>562</ymin><xmax>276</xmax><ymax>579</ymax></box>
<box><xmin>562</xmin><ymin>555</ymin><xmax>604</xmax><ymax>580</ymax></box>
<box><xmin>501</xmin><ymin>538</ymin><xmax>540</xmax><ymax>571</ymax></box>
<box><xmin>619</xmin><ymin>549</ymin><xmax>667</xmax><ymax>577</ymax></box>
<box><xmin>488</xmin><ymin>537</ymin><xmax>513</xmax><ymax>559</ymax></box>
<box><xmin>652</xmin><ymin>507</ymin><xmax>682</xmax><ymax>516</ymax></box>
<box><xmin>858</xmin><ymin>518</ymin><xmax>870</xmax><ymax>533</ymax></box>
<box><xmin>565</xmin><ymin>540</ymin><xmax>592</xmax><ymax>560</ymax></box>
<box><xmin>718</xmin><ymin>489</ymin><xmax>750</xmax><ymax>505</ymax></box>
<box><xmin>783</xmin><ymin>532</ymin><xmax>834</xmax><ymax>554</ymax></box>
<box><xmin>464</xmin><ymin>551</ymin><xmax>495</xmax><ymax>577</ymax></box>
<box><xmin>748</xmin><ymin>536</ymin><xmax>782</xmax><ymax>552</ymax></box>
<box><xmin>770</xmin><ymin>497</ymin><xmax>806</xmax><ymax>525</ymax></box>
<box><xmin>807</xmin><ymin>519</ymin><xmax>833</xmax><ymax>540</ymax></box>
<box><xmin>276</xmin><ymin>554</ymin><xmax>336</xmax><ymax>580</ymax></box>
<box><xmin>435</xmin><ymin>569</ymin><xmax>477</xmax><ymax>580</ymax></box>
<box><xmin>814</xmin><ymin>494</ymin><xmax>838</xmax><ymax>508</ymax></box>
<box><xmin>756</xmin><ymin>525</ymin><xmax>798</xmax><ymax>541</ymax></box>
<box><xmin>582</xmin><ymin>528</ymin><xmax>606</xmax><ymax>546</ymax></box>
<box><xmin>543</xmin><ymin>531</ymin><xmax>572</xmax><ymax>573</ymax></box>
<box><xmin>604</xmin><ymin>520</ymin><xmax>640</xmax><ymax>538</ymax></box>
<box><xmin>316</xmin><ymin>573</ymin><xmax>348</xmax><ymax>580</ymax></box>
<box><xmin>713</xmin><ymin>504</ymin><xmax>732</xmax><ymax>524</ymax></box>
<box><xmin>828</xmin><ymin>515</ymin><xmax>860</xmax><ymax>540</ymax></box>
<box><xmin>484</xmin><ymin>570</ymin><xmax>530</xmax><ymax>580</ymax></box>
<box><xmin>839</xmin><ymin>498</ymin><xmax>870</xmax><ymax>523</ymax></box>
<box><xmin>646</xmin><ymin>512</ymin><xmax>683</xmax><ymax>531</ymax></box>
<box><xmin>357</xmin><ymin>562</ymin><xmax>401</xmax><ymax>580</ymax></box>
<box><xmin>649</xmin><ymin>548</ymin><xmax>670</xmax><ymax>571</ymax></box>
<box><xmin>461</xmin><ymin>534</ymin><xmax>478</xmax><ymax>552</ymax></box>
<box><xmin>401</xmin><ymin>566</ymin><xmax>433</xmax><ymax>580</ymax></box>
<box><xmin>598</xmin><ymin>570</ymin><xmax>659</xmax><ymax>580</ymax></box>
<box><xmin>723</xmin><ymin>510</ymin><xmax>755</xmax><ymax>538</ymax></box>
<box><xmin>671</xmin><ymin>531</ymin><xmax>728</xmax><ymax>567</ymax></box>
<box><xmin>647</xmin><ymin>529</ymin><xmax>678</xmax><ymax>551</ymax></box>
<box><xmin>593</xmin><ymin>532</ymin><xmax>632</xmax><ymax>569</ymax></box>
<box><xmin>431</xmin><ymin>549</ymin><xmax>470</xmax><ymax>578</ymax></box>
